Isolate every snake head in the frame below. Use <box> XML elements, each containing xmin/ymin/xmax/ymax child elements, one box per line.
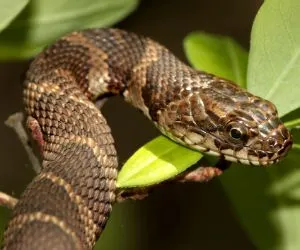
<box><xmin>212</xmin><ymin>96</ymin><xmax>293</xmax><ymax>166</ymax></box>
<box><xmin>158</xmin><ymin>78</ymin><xmax>293</xmax><ymax>166</ymax></box>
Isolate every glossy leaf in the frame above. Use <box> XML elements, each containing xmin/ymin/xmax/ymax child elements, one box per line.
<box><xmin>182</xmin><ymin>1</ymin><xmax>300</xmax><ymax>249</ymax></box>
<box><xmin>247</xmin><ymin>0</ymin><xmax>300</xmax><ymax>117</ymax></box>
<box><xmin>0</xmin><ymin>0</ymin><xmax>139</xmax><ymax>59</ymax></box>
<box><xmin>282</xmin><ymin>108</ymin><xmax>300</xmax><ymax>129</ymax></box>
<box><xmin>0</xmin><ymin>0</ymin><xmax>28</xmax><ymax>32</ymax></box>
<box><xmin>184</xmin><ymin>32</ymin><xmax>248</xmax><ymax>88</ymax></box>
<box><xmin>232</xmin><ymin>1</ymin><xmax>300</xmax><ymax>246</ymax></box>
<box><xmin>220</xmin><ymin>142</ymin><xmax>300</xmax><ymax>249</ymax></box>
<box><xmin>117</xmin><ymin>136</ymin><xmax>202</xmax><ymax>188</ymax></box>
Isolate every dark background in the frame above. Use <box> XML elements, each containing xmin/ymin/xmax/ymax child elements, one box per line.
<box><xmin>0</xmin><ymin>0</ymin><xmax>262</xmax><ymax>249</ymax></box>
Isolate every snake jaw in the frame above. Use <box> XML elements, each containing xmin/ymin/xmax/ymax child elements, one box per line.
<box><xmin>158</xmin><ymin>108</ymin><xmax>292</xmax><ymax>167</ymax></box>
<box><xmin>160</xmin><ymin>111</ymin><xmax>292</xmax><ymax>166</ymax></box>
<box><xmin>211</xmin><ymin>120</ymin><xmax>292</xmax><ymax>166</ymax></box>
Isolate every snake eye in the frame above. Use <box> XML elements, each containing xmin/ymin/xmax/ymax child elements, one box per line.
<box><xmin>230</xmin><ymin>128</ymin><xmax>243</xmax><ymax>140</ymax></box>
<box><xmin>226</xmin><ymin>122</ymin><xmax>248</xmax><ymax>143</ymax></box>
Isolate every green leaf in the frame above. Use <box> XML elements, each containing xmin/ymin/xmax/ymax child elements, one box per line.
<box><xmin>282</xmin><ymin>108</ymin><xmax>300</xmax><ymax>129</ymax></box>
<box><xmin>0</xmin><ymin>0</ymin><xmax>139</xmax><ymax>60</ymax></box>
<box><xmin>117</xmin><ymin>136</ymin><xmax>202</xmax><ymax>188</ymax></box>
<box><xmin>220</xmin><ymin>127</ymin><xmax>300</xmax><ymax>249</ymax></box>
<box><xmin>220</xmin><ymin>147</ymin><xmax>300</xmax><ymax>250</ymax></box>
<box><xmin>184</xmin><ymin>32</ymin><xmax>248</xmax><ymax>88</ymax></box>
<box><xmin>0</xmin><ymin>0</ymin><xmax>29</xmax><ymax>33</ymax></box>
<box><xmin>182</xmin><ymin>1</ymin><xmax>300</xmax><ymax>249</ymax></box>
<box><xmin>247</xmin><ymin>0</ymin><xmax>300</xmax><ymax>117</ymax></box>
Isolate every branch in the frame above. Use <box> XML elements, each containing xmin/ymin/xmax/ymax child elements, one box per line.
<box><xmin>4</xmin><ymin>112</ymin><xmax>230</xmax><ymax>205</ymax></box>
<box><xmin>5</xmin><ymin>112</ymin><xmax>41</xmax><ymax>173</ymax></box>
<box><xmin>0</xmin><ymin>192</ymin><xmax>18</xmax><ymax>209</ymax></box>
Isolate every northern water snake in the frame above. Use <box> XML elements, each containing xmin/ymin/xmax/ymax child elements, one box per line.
<box><xmin>2</xmin><ymin>28</ymin><xmax>292</xmax><ymax>250</ymax></box>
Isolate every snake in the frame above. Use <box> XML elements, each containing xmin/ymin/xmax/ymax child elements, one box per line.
<box><xmin>2</xmin><ymin>28</ymin><xmax>292</xmax><ymax>250</ymax></box>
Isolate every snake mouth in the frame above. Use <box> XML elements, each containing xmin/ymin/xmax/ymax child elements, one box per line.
<box><xmin>161</xmin><ymin>123</ymin><xmax>292</xmax><ymax>167</ymax></box>
<box><xmin>190</xmin><ymin>135</ymin><xmax>293</xmax><ymax>166</ymax></box>
<box><xmin>204</xmin><ymin>149</ymin><xmax>275</xmax><ymax>166</ymax></box>
<box><xmin>216</xmin><ymin>137</ymin><xmax>293</xmax><ymax>166</ymax></box>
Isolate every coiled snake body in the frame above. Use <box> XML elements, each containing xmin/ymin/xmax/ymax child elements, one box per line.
<box><xmin>3</xmin><ymin>28</ymin><xmax>292</xmax><ymax>249</ymax></box>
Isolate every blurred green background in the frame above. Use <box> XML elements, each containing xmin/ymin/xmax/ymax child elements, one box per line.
<box><xmin>0</xmin><ymin>0</ymin><xmax>263</xmax><ymax>249</ymax></box>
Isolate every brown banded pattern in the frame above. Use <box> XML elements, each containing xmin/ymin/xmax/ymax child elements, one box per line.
<box><xmin>3</xmin><ymin>28</ymin><xmax>292</xmax><ymax>250</ymax></box>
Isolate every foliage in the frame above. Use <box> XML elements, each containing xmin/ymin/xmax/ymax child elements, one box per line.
<box><xmin>119</xmin><ymin>0</ymin><xmax>300</xmax><ymax>249</ymax></box>
<box><xmin>0</xmin><ymin>0</ymin><xmax>139</xmax><ymax>248</ymax></box>
<box><xmin>0</xmin><ymin>0</ymin><xmax>138</xmax><ymax>59</ymax></box>
<box><xmin>1</xmin><ymin>0</ymin><xmax>300</xmax><ymax>249</ymax></box>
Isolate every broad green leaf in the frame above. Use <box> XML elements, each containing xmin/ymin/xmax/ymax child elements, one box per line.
<box><xmin>184</xmin><ymin>32</ymin><xmax>248</xmax><ymax>88</ymax></box>
<box><xmin>0</xmin><ymin>0</ymin><xmax>29</xmax><ymax>32</ymax></box>
<box><xmin>0</xmin><ymin>0</ymin><xmax>139</xmax><ymax>60</ymax></box>
<box><xmin>117</xmin><ymin>136</ymin><xmax>202</xmax><ymax>188</ymax></box>
<box><xmin>220</xmin><ymin>148</ymin><xmax>300</xmax><ymax>250</ymax></box>
<box><xmin>247</xmin><ymin>0</ymin><xmax>300</xmax><ymax>117</ymax></box>
<box><xmin>183</xmin><ymin>1</ymin><xmax>300</xmax><ymax>249</ymax></box>
<box><xmin>282</xmin><ymin>108</ymin><xmax>300</xmax><ymax>129</ymax></box>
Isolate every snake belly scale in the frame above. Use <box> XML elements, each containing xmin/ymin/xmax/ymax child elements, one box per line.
<box><xmin>3</xmin><ymin>28</ymin><xmax>292</xmax><ymax>250</ymax></box>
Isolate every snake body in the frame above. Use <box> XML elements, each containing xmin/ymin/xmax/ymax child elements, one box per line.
<box><xmin>3</xmin><ymin>28</ymin><xmax>292</xmax><ymax>250</ymax></box>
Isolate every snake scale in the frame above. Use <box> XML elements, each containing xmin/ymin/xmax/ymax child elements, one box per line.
<box><xmin>2</xmin><ymin>28</ymin><xmax>292</xmax><ymax>250</ymax></box>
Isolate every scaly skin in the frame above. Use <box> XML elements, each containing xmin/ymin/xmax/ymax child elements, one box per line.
<box><xmin>3</xmin><ymin>28</ymin><xmax>292</xmax><ymax>250</ymax></box>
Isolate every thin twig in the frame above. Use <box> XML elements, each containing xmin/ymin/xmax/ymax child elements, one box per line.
<box><xmin>5</xmin><ymin>112</ymin><xmax>41</xmax><ymax>174</ymax></box>
<box><xmin>95</xmin><ymin>98</ymin><xmax>108</xmax><ymax>109</ymax></box>
<box><xmin>0</xmin><ymin>191</ymin><xmax>18</xmax><ymax>209</ymax></box>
